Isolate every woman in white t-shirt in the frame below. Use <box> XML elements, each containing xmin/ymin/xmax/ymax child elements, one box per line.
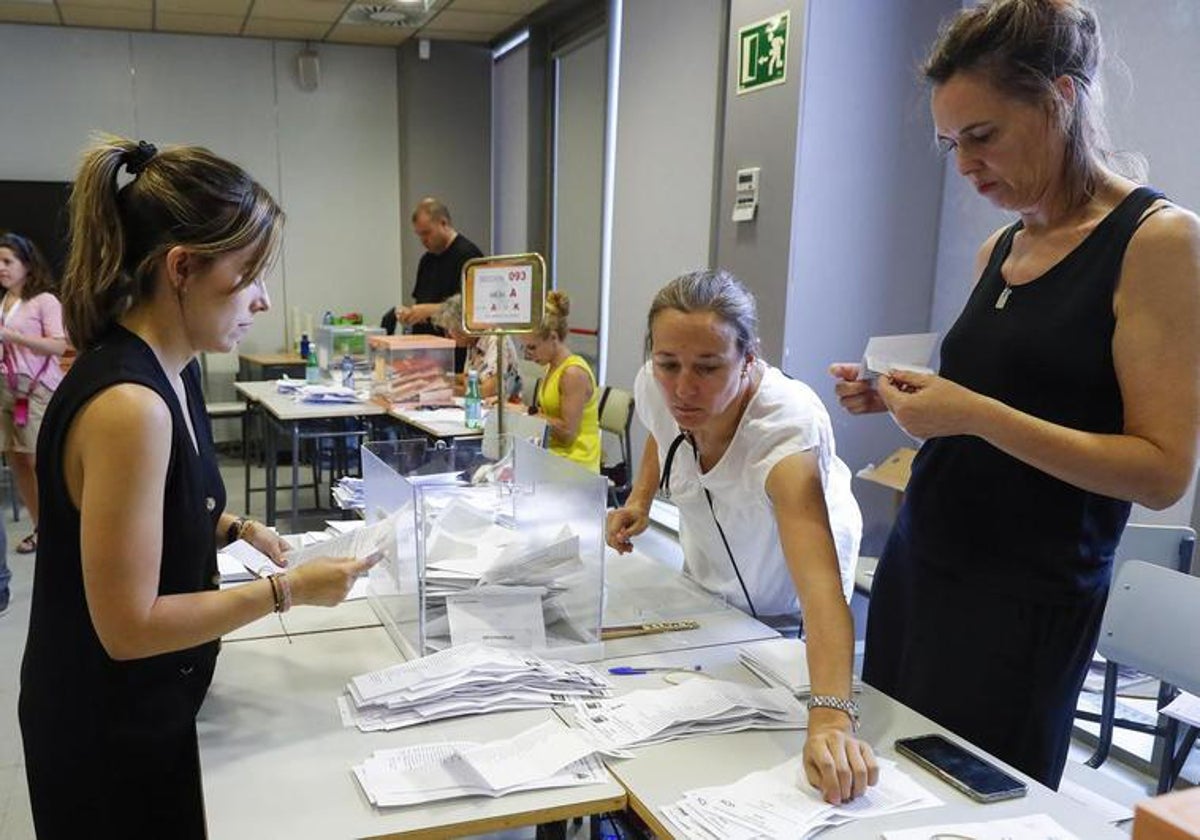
<box><xmin>606</xmin><ymin>269</ymin><xmax>875</xmax><ymax>804</ymax></box>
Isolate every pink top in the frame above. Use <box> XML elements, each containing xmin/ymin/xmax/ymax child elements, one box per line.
<box><xmin>1</xmin><ymin>292</ymin><xmax>65</xmax><ymax>393</ymax></box>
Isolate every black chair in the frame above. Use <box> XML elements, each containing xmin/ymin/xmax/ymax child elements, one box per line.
<box><xmin>596</xmin><ymin>385</ymin><xmax>634</xmax><ymax>508</ymax></box>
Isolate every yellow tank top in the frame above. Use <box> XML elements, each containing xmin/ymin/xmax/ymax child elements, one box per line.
<box><xmin>537</xmin><ymin>354</ymin><xmax>601</xmax><ymax>473</ymax></box>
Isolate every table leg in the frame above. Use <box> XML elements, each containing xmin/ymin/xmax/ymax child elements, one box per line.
<box><xmin>265</xmin><ymin>415</ymin><xmax>277</xmax><ymax>527</ymax></box>
<box><xmin>291</xmin><ymin>421</ymin><xmax>301</xmax><ymax>533</ymax></box>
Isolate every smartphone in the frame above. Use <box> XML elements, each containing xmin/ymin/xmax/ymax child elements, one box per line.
<box><xmin>894</xmin><ymin>734</ymin><xmax>1027</xmax><ymax>803</ymax></box>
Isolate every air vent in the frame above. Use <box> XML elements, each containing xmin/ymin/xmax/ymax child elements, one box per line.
<box><xmin>343</xmin><ymin>2</ymin><xmax>433</xmax><ymax>28</ymax></box>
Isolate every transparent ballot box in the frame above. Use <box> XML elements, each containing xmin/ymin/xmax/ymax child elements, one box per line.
<box><xmin>363</xmin><ymin>435</ymin><xmax>606</xmax><ymax>661</ymax></box>
<box><xmin>315</xmin><ymin>324</ymin><xmax>385</xmax><ymax>373</ymax></box>
<box><xmin>367</xmin><ymin>335</ymin><xmax>457</xmax><ymax>405</ymax></box>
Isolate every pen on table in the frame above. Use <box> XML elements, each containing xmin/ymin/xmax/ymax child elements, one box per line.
<box><xmin>607</xmin><ymin>665</ymin><xmax>703</xmax><ymax>675</ymax></box>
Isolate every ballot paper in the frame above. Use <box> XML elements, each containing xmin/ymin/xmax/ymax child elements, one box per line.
<box><xmin>661</xmin><ymin>757</ymin><xmax>942</xmax><ymax>840</ymax></box>
<box><xmin>332</xmin><ymin>476</ymin><xmax>364</xmax><ymax>511</ymax></box>
<box><xmin>218</xmin><ymin>539</ymin><xmax>280</xmax><ymax>579</ymax></box>
<box><xmin>285</xmin><ymin>506</ymin><xmax>406</xmax><ymax>569</ymax></box>
<box><xmin>738</xmin><ymin>639</ymin><xmax>862</xmax><ymax>697</ymax></box>
<box><xmin>446</xmin><ymin>586</ymin><xmax>548</xmax><ymax>649</ymax></box>
<box><xmin>341</xmin><ymin>643</ymin><xmax>611</xmax><ymax>732</ymax></box>
<box><xmin>881</xmin><ymin>813</ymin><xmax>1079</xmax><ymax>840</ymax></box>
<box><xmin>351</xmin><ymin>726</ymin><xmax>609</xmax><ymax>808</ymax></box>
<box><xmin>1161</xmin><ymin>690</ymin><xmax>1200</xmax><ymax>728</ymax></box>
<box><xmin>569</xmin><ymin>678</ymin><xmax>807</xmax><ymax>750</ymax></box>
<box><xmin>858</xmin><ymin>332</ymin><xmax>939</xmax><ymax>380</ymax></box>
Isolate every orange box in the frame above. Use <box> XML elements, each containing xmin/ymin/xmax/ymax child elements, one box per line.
<box><xmin>1133</xmin><ymin>788</ymin><xmax>1200</xmax><ymax>840</ymax></box>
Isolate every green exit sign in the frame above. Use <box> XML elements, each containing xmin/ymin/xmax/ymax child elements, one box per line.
<box><xmin>737</xmin><ymin>11</ymin><xmax>789</xmax><ymax>95</ymax></box>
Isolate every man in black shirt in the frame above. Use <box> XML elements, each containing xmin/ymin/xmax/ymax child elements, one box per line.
<box><xmin>396</xmin><ymin>198</ymin><xmax>483</xmax><ymax>337</ymax></box>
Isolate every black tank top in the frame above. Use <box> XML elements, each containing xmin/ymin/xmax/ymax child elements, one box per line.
<box><xmin>21</xmin><ymin>324</ymin><xmax>225</xmax><ymax>734</ymax></box>
<box><xmin>895</xmin><ymin>186</ymin><xmax>1165</xmax><ymax>601</ymax></box>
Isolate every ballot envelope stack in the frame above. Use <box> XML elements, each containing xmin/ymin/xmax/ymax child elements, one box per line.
<box><xmin>660</xmin><ymin>757</ymin><xmax>943</xmax><ymax>840</ymax></box>
<box><xmin>567</xmin><ymin>677</ymin><xmax>808</xmax><ymax>751</ymax></box>
<box><xmin>351</xmin><ymin>720</ymin><xmax>611</xmax><ymax>808</ymax></box>
<box><xmin>339</xmin><ymin>642</ymin><xmax>612</xmax><ymax>732</ymax></box>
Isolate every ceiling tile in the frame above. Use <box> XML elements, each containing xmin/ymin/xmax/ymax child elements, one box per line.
<box><xmin>0</xmin><ymin>2</ymin><xmax>60</xmax><ymax>25</ymax></box>
<box><xmin>418</xmin><ymin>28</ymin><xmax>494</xmax><ymax>42</ymax></box>
<box><xmin>157</xmin><ymin>0</ymin><xmax>251</xmax><ymax>14</ymax></box>
<box><xmin>327</xmin><ymin>22</ymin><xmax>414</xmax><ymax>45</ymax></box>
<box><xmin>242</xmin><ymin>17</ymin><xmax>330</xmax><ymax>40</ymax></box>
<box><xmin>252</xmin><ymin>0</ymin><xmax>344</xmax><ymax>22</ymax></box>
<box><xmin>448</xmin><ymin>0</ymin><xmax>547</xmax><ymax>14</ymax></box>
<box><xmin>422</xmin><ymin>8</ymin><xmax>517</xmax><ymax>33</ymax></box>
<box><xmin>156</xmin><ymin>11</ymin><xmax>243</xmax><ymax>35</ymax></box>
<box><xmin>58</xmin><ymin>0</ymin><xmax>150</xmax><ymax>9</ymax></box>
<box><xmin>59</xmin><ymin>5</ymin><xmax>152</xmax><ymax>29</ymax></box>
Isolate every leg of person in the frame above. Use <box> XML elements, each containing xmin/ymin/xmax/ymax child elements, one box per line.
<box><xmin>865</xmin><ymin>544</ymin><xmax>1057</xmax><ymax>784</ymax></box>
<box><xmin>11</xmin><ymin>386</ymin><xmax>49</xmax><ymax>553</ymax></box>
<box><xmin>1010</xmin><ymin>585</ymin><xmax>1108</xmax><ymax>789</ymax></box>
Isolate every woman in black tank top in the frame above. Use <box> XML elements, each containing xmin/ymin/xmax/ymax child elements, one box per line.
<box><xmin>831</xmin><ymin>0</ymin><xmax>1200</xmax><ymax>788</ymax></box>
<box><xmin>19</xmin><ymin>137</ymin><xmax>373</xmax><ymax>838</ymax></box>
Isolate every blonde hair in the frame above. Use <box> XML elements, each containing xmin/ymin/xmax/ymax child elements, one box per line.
<box><xmin>538</xmin><ymin>290</ymin><xmax>571</xmax><ymax>340</ymax></box>
<box><xmin>62</xmin><ymin>134</ymin><xmax>284</xmax><ymax>348</ymax></box>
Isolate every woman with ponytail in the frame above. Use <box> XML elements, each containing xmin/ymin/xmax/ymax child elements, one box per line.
<box><xmin>519</xmin><ymin>290</ymin><xmax>602</xmax><ymax>472</ymax></box>
<box><xmin>19</xmin><ymin>136</ymin><xmax>373</xmax><ymax>837</ymax></box>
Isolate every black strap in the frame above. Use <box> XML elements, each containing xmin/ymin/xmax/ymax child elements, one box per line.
<box><xmin>659</xmin><ymin>431</ymin><xmax>758</xmax><ymax>618</ymax></box>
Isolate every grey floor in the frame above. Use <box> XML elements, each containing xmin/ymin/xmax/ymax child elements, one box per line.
<box><xmin>0</xmin><ymin>454</ymin><xmax>1169</xmax><ymax>837</ymax></box>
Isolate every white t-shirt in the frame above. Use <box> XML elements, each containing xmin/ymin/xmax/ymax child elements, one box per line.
<box><xmin>635</xmin><ymin>360</ymin><xmax>861</xmax><ymax>618</ymax></box>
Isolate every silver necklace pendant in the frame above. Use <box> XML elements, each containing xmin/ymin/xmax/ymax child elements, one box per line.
<box><xmin>994</xmin><ymin>285</ymin><xmax>1013</xmax><ymax>310</ymax></box>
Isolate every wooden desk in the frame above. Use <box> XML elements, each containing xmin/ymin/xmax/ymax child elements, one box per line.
<box><xmin>235</xmin><ymin>380</ymin><xmax>387</xmax><ymax>530</ymax></box>
<box><xmin>586</xmin><ymin>641</ymin><xmax>1126</xmax><ymax>839</ymax></box>
<box><xmin>198</xmin><ymin>626</ymin><xmax>626</xmax><ymax>839</ymax></box>
<box><xmin>239</xmin><ymin>351</ymin><xmax>306</xmax><ymax>381</ymax></box>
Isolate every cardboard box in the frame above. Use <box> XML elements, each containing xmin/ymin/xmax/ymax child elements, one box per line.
<box><xmin>855</xmin><ymin>447</ymin><xmax>917</xmax><ymax>493</ymax></box>
<box><xmin>1133</xmin><ymin>788</ymin><xmax>1200</xmax><ymax>840</ymax></box>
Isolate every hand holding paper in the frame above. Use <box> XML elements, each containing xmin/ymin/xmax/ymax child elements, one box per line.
<box><xmin>876</xmin><ymin>370</ymin><xmax>985</xmax><ymax>440</ymax></box>
<box><xmin>857</xmin><ymin>333</ymin><xmax>939</xmax><ymax>380</ymax></box>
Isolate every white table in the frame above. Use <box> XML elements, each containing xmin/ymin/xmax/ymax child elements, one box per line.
<box><xmin>222</xmin><ymin>596</ymin><xmax>381</xmax><ymax>642</ymax></box>
<box><xmin>236</xmin><ymin>380</ymin><xmax>386</xmax><ymax>530</ymax></box>
<box><xmin>583</xmin><ymin>641</ymin><xmax>1126</xmax><ymax>840</ymax></box>
<box><xmin>198</xmin><ymin>626</ymin><xmax>626</xmax><ymax>839</ymax></box>
<box><xmin>389</xmin><ymin>404</ymin><xmax>482</xmax><ymax>440</ymax></box>
<box><xmin>601</xmin><ymin>549</ymin><xmax>780</xmax><ymax>658</ymax></box>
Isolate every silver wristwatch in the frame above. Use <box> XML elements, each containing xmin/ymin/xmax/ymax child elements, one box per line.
<box><xmin>806</xmin><ymin>695</ymin><xmax>861</xmax><ymax>731</ymax></box>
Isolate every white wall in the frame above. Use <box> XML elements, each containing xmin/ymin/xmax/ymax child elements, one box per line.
<box><xmin>0</xmin><ymin>24</ymin><xmax>402</xmax><ymax>377</ymax></box>
<box><xmin>552</xmin><ymin>31</ymin><xmax>607</xmax><ymax>360</ymax></box>
<box><xmin>492</xmin><ymin>41</ymin><xmax>530</xmax><ymax>255</ymax></box>
<box><xmin>607</xmin><ymin>0</ymin><xmax>724</xmax><ymax>461</ymax></box>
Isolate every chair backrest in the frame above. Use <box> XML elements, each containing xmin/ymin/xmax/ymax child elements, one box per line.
<box><xmin>1114</xmin><ymin>523</ymin><xmax>1196</xmax><ymax>575</ymax></box>
<box><xmin>1097</xmin><ymin>560</ymin><xmax>1200</xmax><ymax>699</ymax></box>
<box><xmin>597</xmin><ymin>386</ymin><xmax>634</xmax><ymax>439</ymax></box>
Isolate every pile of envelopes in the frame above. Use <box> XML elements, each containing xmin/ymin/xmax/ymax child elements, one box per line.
<box><xmin>339</xmin><ymin>642</ymin><xmax>611</xmax><ymax>732</ymax></box>
<box><xmin>661</xmin><ymin>757</ymin><xmax>942</xmax><ymax>839</ymax></box>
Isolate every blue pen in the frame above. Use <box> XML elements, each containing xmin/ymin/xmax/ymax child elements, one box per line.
<box><xmin>608</xmin><ymin>665</ymin><xmax>703</xmax><ymax>675</ymax></box>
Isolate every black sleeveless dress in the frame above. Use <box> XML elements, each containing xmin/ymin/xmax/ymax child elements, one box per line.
<box><xmin>863</xmin><ymin>187</ymin><xmax>1165</xmax><ymax>789</ymax></box>
<box><xmin>19</xmin><ymin>324</ymin><xmax>225</xmax><ymax>838</ymax></box>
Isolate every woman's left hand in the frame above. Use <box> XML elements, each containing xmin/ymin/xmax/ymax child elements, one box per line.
<box><xmin>243</xmin><ymin>520</ymin><xmax>291</xmax><ymax>567</ymax></box>
<box><xmin>876</xmin><ymin>369</ymin><xmax>987</xmax><ymax>440</ymax></box>
<box><xmin>803</xmin><ymin>718</ymin><xmax>879</xmax><ymax>804</ymax></box>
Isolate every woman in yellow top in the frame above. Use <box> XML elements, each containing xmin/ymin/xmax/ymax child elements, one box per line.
<box><xmin>520</xmin><ymin>291</ymin><xmax>600</xmax><ymax>472</ymax></box>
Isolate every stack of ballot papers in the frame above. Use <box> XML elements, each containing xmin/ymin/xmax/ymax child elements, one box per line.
<box><xmin>568</xmin><ymin>678</ymin><xmax>807</xmax><ymax>750</ymax></box>
<box><xmin>738</xmin><ymin>639</ymin><xmax>862</xmax><ymax>697</ymax></box>
<box><xmin>351</xmin><ymin>720</ymin><xmax>610</xmax><ymax>808</ymax></box>
<box><xmin>339</xmin><ymin>643</ymin><xmax>612</xmax><ymax>732</ymax></box>
<box><xmin>332</xmin><ymin>476</ymin><xmax>364</xmax><ymax>511</ymax></box>
<box><xmin>660</xmin><ymin>757</ymin><xmax>942</xmax><ymax>840</ymax></box>
<box><xmin>276</xmin><ymin>379</ymin><xmax>363</xmax><ymax>403</ymax></box>
<box><xmin>881</xmin><ymin>813</ymin><xmax>1079</xmax><ymax>840</ymax></box>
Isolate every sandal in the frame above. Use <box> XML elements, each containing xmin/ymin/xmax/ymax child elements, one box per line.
<box><xmin>16</xmin><ymin>530</ymin><xmax>36</xmax><ymax>554</ymax></box>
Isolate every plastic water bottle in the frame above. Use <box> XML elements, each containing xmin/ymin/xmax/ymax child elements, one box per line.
<box><xmin>322</xmin><ymin>310</ymin><xmax>334</xmax><ymax>326</ymax></box>
<box><xmin>305</xmin><ymin>348</ymin><xmax>320</xmax><ymax>383</ymax></box>
<box><xmin>298</xmin><ymin>333</ymin><xmax>310</xmax><ymax>360</ymax></box>
<box><xmin>341</xmin><ymin>354</ymin><xmax>355</xmax><ymax>390</ymax></box>
<box><xmin>464</xmin><ymin>370</ymin><xmax>482</xmax><ymax>430</ymax></box>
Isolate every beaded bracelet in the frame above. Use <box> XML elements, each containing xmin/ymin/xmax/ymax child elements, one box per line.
<box><xmin>266</xmin><ymin>574</ymin><xmax>283</xmax><ymax>613</ymax></box>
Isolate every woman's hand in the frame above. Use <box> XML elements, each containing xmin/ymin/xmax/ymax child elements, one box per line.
<box><xmin>288</xmin><ymin>555</ymin><xmax>379</xmax><ymax>607</ymax></box>
<box><xmin>829</xmin><ymin>363</ymin><xmax>887</xmax><ymax>415</ymax></box>
<box><xmin>242</xmin><ymin>520</ymin><xmax>291</xmax><ymax>566</ymax></box>
<box><xmin>605</xmin><ymin>504</ymin><xmax>649</xmax><ymax>554</ymax></box>
<box><xmin>876</xmin><ymin>370</ymin><xmax>987</xmax><ymax>440</ymax></box>
<box><xmin>802</xmin><ymin>712</ymin><xmax>879</xmax><ymax>804</ymax></box>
